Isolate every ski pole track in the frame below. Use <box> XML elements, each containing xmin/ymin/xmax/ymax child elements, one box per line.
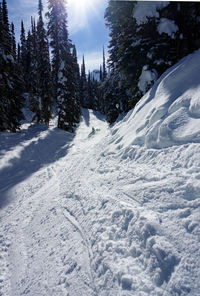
<box><xmin>0</xmin><ymin>232</ymin><xmax>11</xmax><ymax>296</ymax></box>
<box><xmin>62</xmin><ymin>206</ymin><xmax>98</xmax><ymax>296</ymax></box>
<box><xmin>64</xmin><ymin>139</ymin><xmax>199</xmax><ymax>295</ymax></box>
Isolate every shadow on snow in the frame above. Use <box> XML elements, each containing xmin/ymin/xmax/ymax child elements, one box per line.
<box><xmin>81</xmin><ymin>108</ymin><xmax>106</xmax><ymax>127</ymax></box>
<box><xmin>0</xmin><ymin>124</ymin><xmax>75</xmax><ymax>208</ymax></box>
<box><xmin>81</xmin><ymin>108</ymin><xmax>90</xmax><ymax>127</ymax></box>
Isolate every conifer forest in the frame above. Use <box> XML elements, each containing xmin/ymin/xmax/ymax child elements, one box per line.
<box><xmin>1</xmin><ymin>0</ymin><xmax>200</xmax><ymax>131</ymax></box>
<box><xmin>1</xmin><ymin>1</ymin><xmax>200</xmax><ymax>295</ymax></box>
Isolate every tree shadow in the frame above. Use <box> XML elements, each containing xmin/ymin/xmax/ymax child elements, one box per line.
<box><xmin>92</xmin><ymin>110</ymin><xmax>106</xmax><ymax>122</ymax></box>
<box><xmin>0</xmin><ymin>124</ymin><xmax>49</xmax><ymax>159</ymax></box>
<box><xmin>81</xmin><ymin>108</ymin><xmax>90</xmax><ymax>126</ymax></box>
<box><xmin>0</xmin><ymin>126</ymin><xmax>75</xmax><ymax>208</ymax></box>
<box><xmin>81</xmin><ymin>108</ymin><xmax>106</xmax><ymax>127</ymax></box>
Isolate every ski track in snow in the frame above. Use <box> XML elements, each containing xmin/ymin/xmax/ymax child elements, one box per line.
<box><xmin>0</xmin><ymin>109</ymin><xmax>200</xmax><ymax>296</ymax></box>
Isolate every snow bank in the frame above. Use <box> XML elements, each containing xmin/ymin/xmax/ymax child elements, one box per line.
<box><xmin>112</xmin><ymin>50</ymin><xmax>200</xmax><ymax>149</ymax></box>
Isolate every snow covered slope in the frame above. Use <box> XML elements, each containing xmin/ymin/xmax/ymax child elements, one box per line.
<box><xmin>0</xmin><ymin>51</ymin><xmax>200</xmax><ymax>296</ymax></box>
<box><xmin>111</xmin><ymin>50</ymin><xmax>200</xmax><ymax>149</ymax></box>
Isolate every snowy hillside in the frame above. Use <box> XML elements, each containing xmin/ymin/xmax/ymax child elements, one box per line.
<box><xmin>111</xmin><ymin>50</ymin><xmax>200</xmax><ymax>149</ymax></box>
<box><xmin>0</xmin><ymin>51</ymin><xmax>200</xmax><ymax>296</ymax></box>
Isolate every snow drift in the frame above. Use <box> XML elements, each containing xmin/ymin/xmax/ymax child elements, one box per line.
<box><xmin>112</xmin><ymin>50</ymin><xmax>200</xmax><ymax>149</ymax></box>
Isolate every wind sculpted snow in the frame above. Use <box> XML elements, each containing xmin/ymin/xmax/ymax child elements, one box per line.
<box><xmin>0</xmin><ymin>51</ymin><xmax>200</xmax><ymax>295</ymax></box>
<box><xmin>111</xmin><ymin>50</ymin><xmax>200</xmax><ymax>149</ymax></box>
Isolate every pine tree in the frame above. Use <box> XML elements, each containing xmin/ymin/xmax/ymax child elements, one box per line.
<box><xmin>158</xmin><ymin>2</ymin><xmax>200</xmax><ymax>59</ymax></box>
<box><xmin>103</xmin><ymin>0</ymin><xmax>133</xmax><ymax>120</ymax></box>
<box><xmin>27</xmin><ymin>19</ymin><xmax>41</xmax><ymax>122</ymax></box>
<box><xmin>103</xmin><ymin>70</ymin><xmax>130</xmax><ymax>124</ymax></box>
<box><xmin>17</xmin><ymin>43</ymin><xmax>20</xmax><ymax>64</ymax></box>
<box><xmin>99</xmin><ymin>65</ymin><xmax>103</xmax><ymax>82</ymax></box>
<box><xmin>102</xmin><ymin>46</ymin><xmax>107</xmax><ymax>80</ymax></box>
<box><xmin>0</xmin><ymin>0</ymin><xmax>24</xmax><ymax>132</ymax></box>
<box><xmin>105</xmin><ymin>0</ymin><xmax>200</xmax><ymax>121</ymax></box>
<box><xmin>71</xmin><ymin>44</ymin><xmax>81</xmax><ymax>107</ymax></box>
<box><xmin>97</xmin><ymin>64</ymin><xmax>104</xmax><ymax>113</ymax></box>
<box><xmin>80</xmin><ymin>55</ymin><xmax>89</xmax><ymax>108</ymax></box>
<box><xmin>10</xmin><ymin>23</ymin><xmax>16</xmax><ymax>60</ymax></box>
<box><xmin>46</xmin><ymin>0</ymin><xmax>80</xmax><ymax>131</ymax></box>
<box><xmin>91</xmin><ymin>77</ymin><xmax>99</xmax><ymax>111</ymax></box>
<box><xmin>20</xmin><ymin>21</ymin><xmax>26</xmax><ymax>72</ymax></box>
<box><xmin>87</xmin><ymin>71</ymin><xmax>93</xmax><ymax>109</ymax></box>
<box><xmin>2</xmin><ymin>0</ymin><xmax>9</xmax><ymax>32</ymax></box>
<box><xmin>18</xmin><ymin>20</ymin><xmax>29</xmax><ymax>93</ymax></box>
<box><xmin>0</xmin><ymin>1</ymin><xmax>7</xmax><ymax>130</ymax></box>
<box><xmin>36</xmin><ymin>0</ymin><xmax>53</xmax><ymax>125</ymax></box>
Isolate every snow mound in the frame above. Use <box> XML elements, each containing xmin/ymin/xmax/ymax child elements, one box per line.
<box><xmin>112</xmin><ymin>50</ymin><xmax>200</xmax><ymax>149</ymax></box>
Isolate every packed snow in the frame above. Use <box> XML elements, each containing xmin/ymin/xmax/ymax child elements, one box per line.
<box><xmin>0</xmin><ymin>50</ymin><xmax>200</xmax><ymax>296</ymax></box>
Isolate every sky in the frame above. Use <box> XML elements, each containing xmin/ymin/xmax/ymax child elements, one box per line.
<box><xmin>7</xmin><ymin>0</ymin><xmax>110</xmax><ymax>72</ymax></box>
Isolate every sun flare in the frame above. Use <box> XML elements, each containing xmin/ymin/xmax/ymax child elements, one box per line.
<box><xmin>67</xmin><ymin>0</ymin><xmax>102</xmax><ymax>33</ymax></box>
<box><xmin>68</xmin><ymin>0</ymin><xmax>99</xmax><ymax>11</ymax></box>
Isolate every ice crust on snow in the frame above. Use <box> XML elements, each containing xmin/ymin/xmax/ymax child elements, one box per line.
<box><xmin>112</xmin><ymin>50</ymin><xmax>200</xmax><ymax>149</ymax></box>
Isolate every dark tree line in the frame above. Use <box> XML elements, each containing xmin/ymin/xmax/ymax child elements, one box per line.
<box><xmin>0</xmin><ymin>0</ymin><xmax>24</xmax><ymax>132</ymax></box>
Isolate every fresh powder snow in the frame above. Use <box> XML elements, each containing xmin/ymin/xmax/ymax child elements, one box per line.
<box><xmin>0</xmin><ymin>50</ymin><xmax>200</xmax><ymax>296</ymax></box>
<box><xmin>138</xmin><ymin>65</ymin><xmax>158</xmax><ymax>94</ymax></box>
<box><xmin>133</xmin><ymin>1</ymin><xmax>169</xmax><ymax>25</ymax></box>
<box><xmin>157</xmin><ymin>18</ymin><xmax>179</xmax><ymax>38</ymax></box>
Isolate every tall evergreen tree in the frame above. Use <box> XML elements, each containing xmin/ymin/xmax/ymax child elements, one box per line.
<box><xmin>2</xmin><ymin>0</ymin><xmax>8</xmax><ymax>30</ymax></box>
<box><xmin>19</xmin><ymin>20</ymin><xmax>28</xmax><ymax>91</ymax></box>
<box><xmin>0</xmin><ymin>0</ymin><xmax>24</xmax><ymax>132</ymax></box>
<box><xmin>17</xmin><ymin>43</ymin><xmax>20</xmax><ymax>64</ymax></box>
<box><xmin>87</xmin><ymin>71</ymin><xmax>93</xmax><ymax>109</ymax></box>
<box><xmin>99</xmin><ymin>65</ymin><xmax>103</xmax><ymax>82</ymax></box>
<box><xmin>102</xmin><ymin>46</ymin><xmax>107</xmax><ymax>80</ymax></box>
<box><xmin>80</xmin><ymin>55</ymin><xmax>89</xmax><ymax>108</ymax></box>
<box><xmin>36</xmin><ymin>0</ymin><xmax>53</xmax><ymax>125</ymax></box>
<box><xmin>71</xmin><ymin>44</ymin><xmax>81</xmax><ymax>106</ymax></box>
<box><xmin>10</xmin><ymin>22</ymin><xmax>16</xmax><ymax>59</ymax></box>
<box><xmin>27</xmin><ymin>19</ymin><xmax>41</xmax><ymax>122</ymax></box>
<box><xmin>46</xmin><ymin>0</ymin><xmax>80</xmax><ymax>131</ymax></box>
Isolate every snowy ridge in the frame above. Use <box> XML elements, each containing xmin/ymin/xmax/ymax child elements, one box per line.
<box><xmin>0</xmin><ymin>52</ymin><xmax>200</xmax><ymax>295</ymax></box>
<box><xmin>111</xmin><ymin>50</ymin><xmax>200</xmax><ymax>149</ymax></box>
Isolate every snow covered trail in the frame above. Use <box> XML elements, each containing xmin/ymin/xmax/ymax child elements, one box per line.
<box><xmin>0</xmin><ymin>108</ymin><xmax>200</xmax><ymax>296</ymax></box>
<box><xmin>0</xmin><ymin>112</ymin><xmax>104</xmax><ymax>296</ymax></box>
<box><xmin>0</xmin><ymin>110</ymin><xmax>113</xmax><ymax>296</ymax></box>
